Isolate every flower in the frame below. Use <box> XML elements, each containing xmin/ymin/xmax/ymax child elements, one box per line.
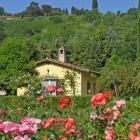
<box><xmin>103</xmin><ymin>108</ymin><xmax>120</xmax><ymax>124</ymax></box>
<box><xmin>42</xmin><ymin>118</ymin><xmax>64</xmax><ymax>128</ymax></box>
<box><xmin>116</xmin><ymin>100</ymin><xmax>126</xmax><ymax>108</ymax></box>
<box><xmin>103</xmin><ymin>108</ymin><xmax>113</xmax><ymax>121</ymax></box>
<box><xmin>58</xmin><ymin>96</ymin><xmax>71</xmax><ymax>109</ymax></box>
<box><xmin>129</xmin><ymin>132</ymin><xmax>140</xmax><ymax>140</ymax></box>
<box><xmin>64</xmin><ymin>118</ymin><xmax>76</xmax><ymax>131</ymax></box>
<box><xmin>46</xmin><ymin>85</ymin><xmax>56</xmax><ymax>92</ymax></box>
<box><xmin>103</xmin><ymin>90</ymin><xmax>113</xmax><ymax>98</ymax></box>
<box><xmin>0</xmin><ymin>123</ymin><xmax>5</xmax><ymax>132</ymax></box>
<box><xmin>112</xmin><ymin>109</ymin><xmax>120</xmax><ymax>123</ymax></box>
<box><xmin>14</xmin><ymin>135</ymin><xmax>31</xmax><ymax>140</ymax></box>
<box><xmin>129</xmin><ymin>119</ymin><xmax>140</xmax><ymax>140</ymax></box>
<box><xmin>91</xmin><ymin>93</ymin><xmax>108</xmax><ymax>108</ymax></box>
<box><xmin>105</xmin><ymin>127</ymin><xmax>116</xmax><ymax>140</ymax></box>
<box><xmin>58</xmin><ymin>136</ymin><xmax>69</xmax><ymax>140</ymax></box>
<box><xmin>57</xmin><ymin>88</ymin><xmax>64</xmax><ymax>94</ymax></box>
<box><xmin>42</xmin><ymin>118</ymin><xmax>56</xmax><ymax>128</ymax></box>
<box><xmin>3</xmin><ymin>122</ymin><xmax>19</xmax><ymax>133</ymax></box>
<box><xmin>21</xmin><ymin>118</ymin><xmax>42</xmax><ymax>125</ymax></box>
<box><xmin>37</xmin><ymin>95</ymin><xmax>44</xmax><ymax>102</ymax></box>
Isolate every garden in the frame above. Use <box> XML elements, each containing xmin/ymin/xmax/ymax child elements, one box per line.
<box><xmin>0</xmin><ymin>89</ymin><xmax>140</xmax><ymax>140</ymax></box>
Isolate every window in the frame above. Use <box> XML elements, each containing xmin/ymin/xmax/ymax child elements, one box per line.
<box><xmin>41</xmin><ymin>79</ymin><xmax>57</xmax><ymax>96</ymax></box>
<box><xmin>60</xmin><ymin>50</ymin><xmax>63</xmax><ymax>54</ymax></box>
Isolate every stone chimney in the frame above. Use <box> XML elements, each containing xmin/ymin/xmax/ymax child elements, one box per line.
<box><xmin>58</xmin><ymin>47</ymin><xmax>66</xmax><ymax>63</ymax></box>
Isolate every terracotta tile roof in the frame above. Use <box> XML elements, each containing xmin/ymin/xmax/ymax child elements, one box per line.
<box><xmin>37</xmin><ymin>58</ymin><xmax>101</xmax><ymax>76</ymax></box>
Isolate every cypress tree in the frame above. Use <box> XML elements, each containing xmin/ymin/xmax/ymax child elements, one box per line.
<box><xmin>92</xmin><ymin>0</ymin><xmax>98</xmax><ymax>10</ymax></box>
<box><xmin>137</xmin><ymin>0</ymin><xmax>140</xmax><ymax>60</ymax></box>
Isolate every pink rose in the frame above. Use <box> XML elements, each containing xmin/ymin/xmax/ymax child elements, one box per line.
<box><xmin>14</xmin><ymin>135</ymin><xmax>31</xmax><ymax>140</ymax></box>
<box><xmin>116</xmin><ymin>100</ymin><xmax>126</xmax><ymax>108</ymax></box>
<box><xmin>105</xmin><ymin>127</ymin><xmax>116</xmax><ymax>140</ymax></box>
<box><xmin>64</xmin><ymin>118</ymin><xmax>76</xmax><ymax>131</ymax></box>
<box><xmin>37</xmin><ymin>95</ymin><xmax>44</xmax><ymax>102</ymax></box>
<box><xmin>46</xmin><ymin>85</ymin><xmax>56</xmax><ymax>92</ymax></box>
<box><xmin>57</xmin><ymin>88</ymin><xmax>64</xmax><ymax>94</ymax></box>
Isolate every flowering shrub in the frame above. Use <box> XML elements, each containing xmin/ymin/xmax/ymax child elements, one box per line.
<box><xmin>90</xmin><ymin>91</ymin><xmax>126</xmax><ymax>139</ymax></box>
<box><xmin>129</xmin><ymin>119</ymin><xmax>140</xmax><ymax>140</ymax></box>
<box><xmin>0</xmin><ymin>91</ymin><xmax>140</xmax><ymax>139</ymax></box>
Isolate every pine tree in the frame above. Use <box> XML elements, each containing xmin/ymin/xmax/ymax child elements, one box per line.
<box><xmin>92</xmin><ymin>0</ymin><xmax>98</xmax><ymax>10</ymax></box>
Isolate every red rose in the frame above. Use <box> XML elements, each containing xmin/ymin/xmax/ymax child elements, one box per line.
<box><xmin>42</xmin><ymin>118</ymin><xmax>56</xmax><ymax>128</ymax></box>
<box><xmin>103</xmin><ymin>90</ymin><xmax>113</xmax><ymax>98</ymax></box>
<box><xmin>58</xmin><ymin>96</ymin><xmax>71</xmax><ymax>109</ymax></box>
<box><xmin>57</xmin><ymin>88</ymin><xmax>64</xmax><ymax>94</ymax></box>
<box><xmin>46</xmin><ymin>85</ymin><xmax>56</xmax><ymax>92</ymax></box>
<box><xmin>91</xmin><ymin>93</ymin><xmax>108</xmax><ymax>108</ymax></box>
<box><xmin>37</xmin><ymin>95</ymin><xmax>44</xmax><ymax>102</ymax></box>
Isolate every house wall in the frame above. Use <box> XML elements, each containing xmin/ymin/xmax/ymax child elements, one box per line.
<box><xmin>17</xmin><ymin>87</ymin><xmax>29</xmax><ymax>96</ymax></box>
<box><xmin>81</xmin><ymin>73</ymin><xmax>95</xmax><ymax>95</ymax></box>
<box><xmin>35</xmin><ymin>63</ymin><xmax>82</xmax><ymax>96</ymax></box>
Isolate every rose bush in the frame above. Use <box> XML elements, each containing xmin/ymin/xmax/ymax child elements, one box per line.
<box><xmin>0</xmin><ymin>91</ymin><xmax>140</xmax><ymax>139</ymax></box>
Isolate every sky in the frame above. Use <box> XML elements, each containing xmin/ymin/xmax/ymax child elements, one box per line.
<box><xmin>0</xmin><ymin>0</ymin><xmax>138</xmax><ymax>14</ymax></box>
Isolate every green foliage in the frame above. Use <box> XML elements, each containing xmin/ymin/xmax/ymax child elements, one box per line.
<box><xmin>41</xmin><ymin>4</ymin><xmax>52</xmax><ymax>16</ymax></box>
<box><xmin>0</xmin><ymin>7</ymin><xmax>4</xmax><ymax>16</ymax></box>
<box><xmin>0</xmin><ymin>38</ymin><xmax>38</xmax><ymax>94</ymax></box>
<box><xmin>49</xmin><ymin>15</ymin><xmax>63</xmax><ymax>24</ymax></box>
<box><xmin>26</xmin><ymin>1</ymin><xmax>42</xmax><ymax>17</ymax></box>
<box><xmin>85</xmin><ymin>9</ymin><xmax>102</xmax><ymax>22</ymax></box>
<box><xmin>0</xmin><ymin>21</ymin><xmax>6</xmax><ymax>40</ymax></box>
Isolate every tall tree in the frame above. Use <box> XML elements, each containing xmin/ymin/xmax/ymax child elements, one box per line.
<box><xmin>26</xmin><ymin>1</ymin><xmax>42</xmax><ymax>17</ymax></box>
<box><xmin>0</xmin><ymin>7</ymin><xmax>4</xmax><ymax>16</ymax></box>
<box><xmin>92</xmin><ymin>0</ymin><xmax>98</xmax><ymax>10</ymax></box>
<box><xmin>0</xmin><ymin>38</ymin><xmax>37</xmax><ymax>94</ymax></box>
<box><xmin>137</xmin><ymin>0</ymin><xmax>140</xmax><ymax>60</ymax></box>
<box><xmin>41</xmin><ymin>5</ymin><xmax>52</xmax><ymax>16</ymax></box>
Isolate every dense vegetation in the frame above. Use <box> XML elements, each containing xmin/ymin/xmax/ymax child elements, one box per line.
<box><xmin>0</xmin><ymin>1</ymin><xmax>140</xmax><ymax>97</ymax></box>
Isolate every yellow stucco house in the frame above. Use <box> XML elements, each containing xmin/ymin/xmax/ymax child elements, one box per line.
<box><xmin>35</xmin><ymin>47</ymin><xmax>100</xmax><ymax>96</ymax></box>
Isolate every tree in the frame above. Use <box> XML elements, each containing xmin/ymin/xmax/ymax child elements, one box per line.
<box><xmin>127</xmin><ymin>8</ymin><xmax>137</xmax><ymax>19</ymax></box>
<box><xmin>41</xmin><ymin>5</ymin><xmax>52</xmax><ymax>16</ymax></box>
<box><xmin>26</xmin><ymin>1</ymin><xmax>42</xmax><ymax>17</ymax></box>
<box><xmin>92</xmin><ymin>0</ymin><xmax>98</xmax><ymax>10</ymax></box>
<box><xmin>65</xmin><ymin>8</ymin><xmax>69</xmax><ymax>15</ymax></box>
<box><xmin>96</xmin><ymin>26</ymin><xmax>119</xmax><ymax>67</ymax></box>
<box><xmin>85</xmin><ymin>9</ymin><xmax>102</xmax><ymax>22</ymax></box>
<box><xmin>67</xmin><ymin>31</ymin><xmax>97</xmax><ymax>69</ymax></box>
<box><xmin>0</xmin><ymin>7</ymin><xmax>4</xmax><ymax>16</ymax></box>
<box><xmin>0</xmin><ymin>38</ymin><xmax>38</xmax><ymax>95</ymax></box>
